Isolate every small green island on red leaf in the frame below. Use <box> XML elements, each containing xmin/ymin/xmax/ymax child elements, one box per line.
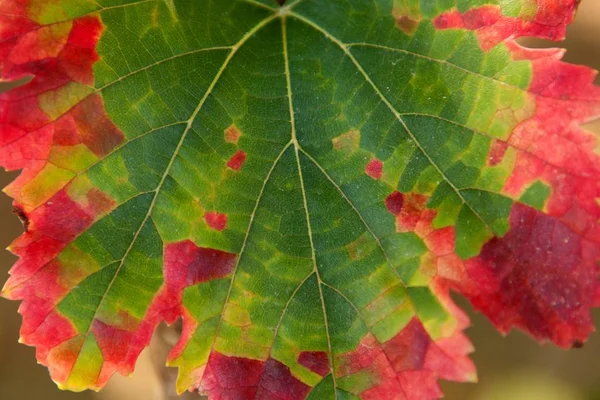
<box><xmin>1</xmin><ymin>0</ymin><xmax>599</xmax><ymax>399</ymax></box>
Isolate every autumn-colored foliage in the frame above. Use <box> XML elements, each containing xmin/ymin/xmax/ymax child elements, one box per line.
<box><xmin>1</xmin><ymin>1</ymin><xmax>599</xmax><ymax>399</ymax></box>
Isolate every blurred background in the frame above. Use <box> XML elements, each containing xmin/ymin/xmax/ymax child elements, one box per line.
<box><xmin>1</xmin><ymin>2</ymin><xmax>600</xmax><ymax>399</ymax></box>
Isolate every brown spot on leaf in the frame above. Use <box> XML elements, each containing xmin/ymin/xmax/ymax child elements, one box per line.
<box><xmin>152</xmin><ymin>5</ymin><xmax>159</xmax><ymax>27</ymax></box>
<box><xmin>72</xmin><ymin>95</ymin><xmax>124</xmax><ymax>156</ymax></box>
<box><xmin>84</xmin><ymin>188</ymin><xmax>116</xmax><ymax>216</ymax></box>
<box><xmin>395</xmin><ymin>15</ymin><xmax>420</xmax><ymax>35</ymax></box>
<box><xmin>12</xmin><ymin>206</ymin><xmax>29</xmax><ymax>231</ymax></box>
<box><xmin>332</xmin><ymin>129</ymin><xmax>360</xmax><ymax>152</ymax></box>
<box><xmin>572</xmin><ymin>340</ymin><xmax>584</xmax><ymax>349</ymax></box>
<box><xmin>225</xmin><ymin>124</ymin><xmax>242</xmax><ymax>144</ymax></box>
<box><xmin>345</xmin><ymin>233</ymin><xmax>373</xmax><ymax>260</ymax></box>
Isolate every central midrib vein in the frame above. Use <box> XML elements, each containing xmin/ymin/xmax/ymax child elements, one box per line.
<box><xmin>283</xmin><ymin>15</ymin><xmax>339</xmax><ymax>397</ymax></box>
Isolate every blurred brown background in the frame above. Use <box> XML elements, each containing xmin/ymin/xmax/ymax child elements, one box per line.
<box><xmin>2</xmin><ymin>2</ymin><xmax>600</xmax><ymax>399</ymax></box>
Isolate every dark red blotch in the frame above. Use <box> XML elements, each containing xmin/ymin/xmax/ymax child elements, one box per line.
<box><xmin>382</xmin><ymin>319</ymin><xmax>430</xmax><ymax>372</ymax></box>
<box><xmin>204</xmin><ymin>211</ymin><xmax>228</xmax><ymax>231</ymax></box>
<box><xmin>463</xmin><ymin>203</ymin><xmax>598</xmax><ymax>347</ymax></box>
<box><xmin>200</xmin><ymin>353</ymin><xmax>310</xmax><ymax>400</ymax></box>
<box><xmin>298</xmin><ymin>351</ymin><xmax>330</xmax><ymax>377</ymax></box>
<box><xmin>92</xmin><ymin>319</ymin><xmax>136</xmax><ymax>369</ymax></box>
<box><xmin>385</xmin><ymin>191</ymin><xmax>405</xmax><ymax>215</ymax></box>
<box><xmin>227</xmin><ymin>150</ymin><xmax>246</xmax><ymax>171</ymax></box>
<box><xmin>165</xmin><ymin>240</ymin><xmax>237</xmax><ymax>287</ymax></box>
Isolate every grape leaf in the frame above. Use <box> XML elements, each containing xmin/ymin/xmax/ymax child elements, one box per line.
<box><xmin>1</xmin><ymin>0</ymin><xmax>599</xmax><ymax>398</ymax></box>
